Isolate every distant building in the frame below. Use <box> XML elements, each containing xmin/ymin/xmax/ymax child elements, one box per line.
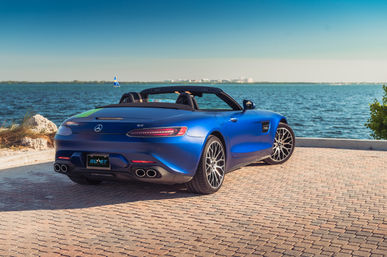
<box><xmin>164</xmin><ymin>77</ymin><xmax>253</xmax><ymax>83</ymax></box>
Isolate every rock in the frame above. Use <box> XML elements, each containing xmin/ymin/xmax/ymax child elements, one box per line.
<box><xmin>24</xmin><ymin>114</ymin><xmax>57</xmax><ymax>134</ymax></box>
<box><xmin>20</xmin><ymin>137</ymin><xmax>49</xmax><ymax>150</ymax></box>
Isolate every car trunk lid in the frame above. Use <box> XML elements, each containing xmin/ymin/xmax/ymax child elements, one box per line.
<box><xmin>70</xmin><ymin>107</ymin><xmax>190</xmax><ymax>134</ymax></box>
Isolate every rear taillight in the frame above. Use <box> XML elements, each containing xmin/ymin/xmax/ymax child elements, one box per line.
<box><xmin>127</xmin><ymin>127</ymin><xmax>187</xmax><ymax>137</ymax></box>
<box><xmin>64</xmin><ymin>121</ymin><xmax>79</xmax><ymax>126</ymax></box>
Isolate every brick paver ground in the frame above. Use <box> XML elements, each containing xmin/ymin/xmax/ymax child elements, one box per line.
<box><xmin>0</xmin><ymin>147</ymin><xmax>386</xmax><ymax>256</ymax></box>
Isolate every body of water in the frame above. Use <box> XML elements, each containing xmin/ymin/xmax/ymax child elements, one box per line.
<box><xmin>0</xmin><ymin>83</ymin><xmax>384</xmax><ymax>139</ymax></box>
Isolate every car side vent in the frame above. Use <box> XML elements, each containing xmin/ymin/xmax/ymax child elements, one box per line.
<box><xmin>262</xmin><ymin>121</ymin><xmax>270</xmax><ymax>133</ymax></box>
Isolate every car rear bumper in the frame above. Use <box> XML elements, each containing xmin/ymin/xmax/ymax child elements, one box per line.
<box><xmin>54</xmin><ymin>134</ymin><xmax>205</xmax><ymax>184</ymax></box>
<box><xmin>54</xmin><ymin>152</ymin><xmax>192</xmax><ymax>184</ymax></box>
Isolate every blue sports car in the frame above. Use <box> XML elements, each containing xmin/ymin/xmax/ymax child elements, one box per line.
<box><xmin>54</xmin><ymin>86</ymin><xmax>295</xmax><ymax>194</ymax></box>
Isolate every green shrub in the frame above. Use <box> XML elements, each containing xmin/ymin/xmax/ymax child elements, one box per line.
<box><xmin>365</xmin><ymin>85</ymin><xmax>387</xmax><ymax>139</ymax></box>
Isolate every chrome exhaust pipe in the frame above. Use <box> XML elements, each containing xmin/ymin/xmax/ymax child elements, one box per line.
<box><xmin>146</xmin><ymin>169</ymin><xmax>157</xmax><ymax>178</ymax></box>
<box><xmin>135</xmin><ymin>169</ymin><xmax>146</xmax><ymax>178</ymax></box>
<box><xmin>60</xmin><ymin>164</ymin><xmax>68</xmax><ymax>173</ymax></box>
<box><xmin>54</xmin><ymin>163</ymin><xmax>61</xmax><ymax>172</ymax></box>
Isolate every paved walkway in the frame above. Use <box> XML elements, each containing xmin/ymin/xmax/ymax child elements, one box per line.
<box><xmin>0</xmin><ymin>148</ymin><xmax>386</xmax><ymax>256</ymax></box>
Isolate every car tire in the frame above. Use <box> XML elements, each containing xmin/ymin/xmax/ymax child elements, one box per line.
<box><xmin>263</xmin><ymin>122</ymin><xmax>295</xmax><ymax>165</ymax></box>
<box><xmin>67</xmin><ymin>174</ymin><xmax>102</xmax><ymax>185</ymax></box>
<box><xmin>186</xmin><ymin>135</ymin><xmax>226</xmax><ymax>194</ymax></box>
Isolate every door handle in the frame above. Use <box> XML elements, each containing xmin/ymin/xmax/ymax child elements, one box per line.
<box><xmin>229</xmin><ymin>118</ymin><xmax>238</xmax><ymax>122</ymax></box>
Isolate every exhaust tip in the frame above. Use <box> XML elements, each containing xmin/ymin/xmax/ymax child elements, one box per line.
<box><xmin>146</xmin><ymin>169</ymin><xmax>157</xmax><ymax>178</ymax></box>
<box><xmin>135</xmin><ymin>169</ymin><xmax>146</xmax><ymax>178</ymax></box>
<box><xmin>54</xmin><ymin>163</ymin><xmax>61</xmax><ymax>172</ymax></box>
<box><xmin>60</xmin><ymin>164</ymin><xmax>68</xmax><ymax>173</ymax></box>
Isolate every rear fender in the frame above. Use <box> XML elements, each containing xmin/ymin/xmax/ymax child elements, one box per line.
<box><xmin>200</xmin><ymin>128</ymin><xmax>231</xmax><ymax>172</ymax></box>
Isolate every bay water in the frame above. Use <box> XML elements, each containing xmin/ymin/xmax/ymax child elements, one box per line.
<box><xmin>0</xmin><ymin>83</ymin><xmax>383</xmax><ymax>139</ymax></box>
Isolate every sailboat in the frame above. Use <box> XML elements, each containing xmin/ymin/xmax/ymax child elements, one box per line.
<box><xmin>113</xmin><ymin>75</ymin><xmax>120</xmax><ymax>88</ymax></box>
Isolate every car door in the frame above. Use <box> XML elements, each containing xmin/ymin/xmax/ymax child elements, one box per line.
<box><xmin>220</xmin><ymin>110</ymin><xmax>272</xmax><ymax>168</ymax></box>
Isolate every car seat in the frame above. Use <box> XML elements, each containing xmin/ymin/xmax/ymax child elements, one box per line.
<box><xmin>175</xmin><ymin>93</ymin><xmax>198</xmax><ymax>109</ymax></box>
<box><xmin>119</xmin><ymin>92</ymin><xmax>143</xmax><ymax>103</ymax></box>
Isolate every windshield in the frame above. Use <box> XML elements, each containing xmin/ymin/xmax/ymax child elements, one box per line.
<box><xmin>147</xmin><ymin>92</ymin><xmax>234</xmax><ymax>111</ymax></box>
<box><xmin>119</xmin><ymin>87</ymin><xmax>241</xmax><ymax>111</ymax></box>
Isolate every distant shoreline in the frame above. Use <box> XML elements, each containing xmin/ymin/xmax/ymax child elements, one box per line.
<box><xmin>0</xmin><ymin>81</ymin><xmax>386</xmax><ymax>85</ymax></box>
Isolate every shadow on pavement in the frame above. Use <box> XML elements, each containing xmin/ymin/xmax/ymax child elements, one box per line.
<box><xmin>0</xmin><ymin>162</ymin><xmax>198</xmax><ymax>212</ymax></box>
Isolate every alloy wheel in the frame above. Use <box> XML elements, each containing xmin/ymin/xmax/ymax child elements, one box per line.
<box><xmin>271</xmin><ymin>127</ymin><xmax>294</xmax><ymax>161</ymax></box>
<box><xmin>205</xmin><ymin>141</ymin><xmax>225</xmax><ymax>189</ymax></box>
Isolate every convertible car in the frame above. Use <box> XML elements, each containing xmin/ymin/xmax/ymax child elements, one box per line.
<box><xmin>54</xmin><ymin>86</ymin><xmax>295</xmax><ymax>194</ymax></box>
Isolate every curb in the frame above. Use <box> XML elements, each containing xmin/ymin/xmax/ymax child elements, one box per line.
<box><xmin>0</xmin><ymin>149</ymin><xmax>54</xmax><ymax>170</ymax></box>
<box><xmin>296</xmin><ymin>137</ymin><xmax>387</xmax><ymax>151</ymax></box>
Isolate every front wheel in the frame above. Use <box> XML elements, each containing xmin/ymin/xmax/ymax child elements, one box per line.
<box><xmin>263</xmin><ymin>122</ymin><xmax>295</xmax><ymax>165</ymax></box>
<box><xmin>186</xmin><ymin>135</ymin><xmax>226</xmax><ymax>194</ymax></box>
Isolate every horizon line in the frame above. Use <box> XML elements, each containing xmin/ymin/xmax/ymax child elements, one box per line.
<box><xmin>0</xmin><ymin>80</ymin><xmax>386</xmax><ymax>85</ymax></box>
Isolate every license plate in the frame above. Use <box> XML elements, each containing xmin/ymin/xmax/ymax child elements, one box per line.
<box><xmin>86</xmin><ymin>154</ymin><xmax>110</xmax><ymax>170</ymax></box>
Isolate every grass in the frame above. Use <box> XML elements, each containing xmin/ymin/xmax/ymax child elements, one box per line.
<box><xmin>0</xmin><ymin>113</ymin><xmax>55</xmax><ymax>149</ymax></box>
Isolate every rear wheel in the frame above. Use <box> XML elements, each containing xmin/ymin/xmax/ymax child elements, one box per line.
<box><xmin>186</xmin><ymin>136</ymin><xmax>226</xmax><ymax>194</ymax></box>
<box><xmin>263</xmin><ymin>122</ymin><xmax>295</xmax><ymax>165</ymax></box>
<box><xmin>67</xmin><ymin>174</ymin><xmax>102</xmax><ymax>185</ymax></box>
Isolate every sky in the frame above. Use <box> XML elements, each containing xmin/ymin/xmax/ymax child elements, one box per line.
<box><xmin>1</xmin><ymin>0</ymin><xmax>387</xmax><ymax>82</ymax></box>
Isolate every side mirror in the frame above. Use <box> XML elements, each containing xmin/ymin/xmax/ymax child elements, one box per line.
<box><xmin>243</xmin><ymin>100</ymin><xmax>255</xmax><ymax>111</ymax></box>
